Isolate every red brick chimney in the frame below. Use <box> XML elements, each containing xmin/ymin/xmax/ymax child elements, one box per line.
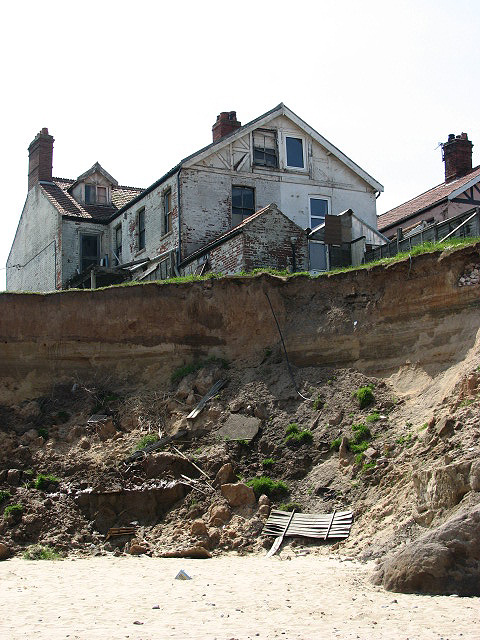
<box><xmin>28</xmin><ymin>128</ymin><xmax>54</xmax><ymax>191</ymax></box>
<box><xmin>442</xmin><ymin>132</ymin><xmax>473</xmax><ymax>182</ymax></box>
<box><xmin>212</xmin><ymin>111</ymin><xmax>241</xmax><ymax>142</ymax></box>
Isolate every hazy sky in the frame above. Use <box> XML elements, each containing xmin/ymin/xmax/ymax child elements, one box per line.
<box><xmin>2</xmin><ymin>0</ymin><xmax>479</xmax><ymax>289</ymax></box>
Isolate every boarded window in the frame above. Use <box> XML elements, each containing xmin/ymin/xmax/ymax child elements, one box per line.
<box><xmin>286</xmin><ymin>137</ymin><xmax>304</xmax><ymax>168</ymax></box>
<box><xmin>253</xmin><ymin>129</ymin><xmax>278</xmax><ymax>168</ymax></box>
<box><xmin>138</xmin><ymin>208</ymin><xmax>146</xmax><ymax>250</ymax></box>
<box><xmin>232</xmin><ymin>186</ymin><xmax>255</xmax><ymax>227</ymax></box>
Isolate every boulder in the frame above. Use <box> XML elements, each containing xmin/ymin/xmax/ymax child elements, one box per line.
<box><xmin>338</xmin><ymin>436</ymin><xmax>349</xmax><ymax>466</ymax></box>
<box><xmin>142</xmin><ymin>452</ymin><xmax>196</xmax><ymax>479</ymax></box>
<box><xmin>0</xmin><ymin>542</ymin><xmax>10</xmax><ymax>560</ymax></box>
<box><xmin>328</xmin><ymin>410</ymin><xmax>344</xmax><ymax>427</ymax></box>
<box><xmin>221</xmin><ymin>482</ymin><xmax>256</xmax><ymax>507</ymax></box>
<box><xmin>215</xmin><ymin>463</ymin><xmax>236</xmax><ymax>487</ymax></box>
<box><xmin>97</xmin><ymin>418</ymin><xmax>116</xmax><ymax>441</ymax></box>
<box><xmin>190</xmin><ymin>519</ymin><xmax>208</xmax><ymax>536</ymax></box>
<box><xmin>6</xmin><ymin>469</ymin><xmax>21</xmax><ymax>486</ymax></box>
<box><xmin>208</xmin><ymin>504</ymin><xmax>231</xmax><ymax>525</ymax></box>
<box><xmin>372</xmin><ymin>503</ymin><xmax>480</xmax><ymax>595</ymax></box>
<box><xmin>436</xmin><ymin>416</ymin><xmax>455</xmax><ymax>438</ymax></box>
<box><xmin>129</xmin><ymin>544</ymin><xmax>149</xmax><ymax>555</ymax></box>
<box><xmin>413</xmin><ymin>462</ymin><xmax>472</xmax><ymax>511</ymax></box>
<box><xmin>215</xmin><ymin>414</ymin><xmax>261</xmax><ymax>442</ymax></box>
<box><xmin>258</xmin><ymin>494</ymin><xmax>271</xmax><ymax>507</ymax></box>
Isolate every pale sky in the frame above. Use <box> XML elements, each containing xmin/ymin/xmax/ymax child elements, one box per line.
<box><xmin>2</xmin><ymin>0</ymin><xmax>479</xmax><ymax>290</ymax></box>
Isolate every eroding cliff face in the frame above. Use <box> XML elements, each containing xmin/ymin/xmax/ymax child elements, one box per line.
<box><xmin>0</xmin><ymin>243</ymin><xmax>479</xmax><ymax>402</ymax></box>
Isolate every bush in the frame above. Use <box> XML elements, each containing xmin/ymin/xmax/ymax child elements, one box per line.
<box><xmin>285</xmin><ymin>423</ymin><xmax>299</xmax><ymax>435</ymax></box>
<box><xmin>34</xmin><ymin>474</ymin><xmax>60</xmax><ymax>490</ymax></box>
<box><xmin>285</xmin><ymin>430</ymin><xmax>314</xmax><ymax>446</ymax></box>
<box><xmin>354</xmin><ymin>385</ymin><xmax>374</xmax><ymax>409</ymax></box>
<box><xmin>352</xmin><ymin>423</ymin><xmax>371</xmax><ymax>442</ymax></box>
<box><xmin>37</xmin><ymin>427</ymin><xmax>49</xmax><ymax>440</ymax></box>
<box><xmin>312</xmin><ymin>395</ymin><xmax>325</xmax><ymax>411</ymax></box>
<box><xmin>261</xmin><ymin>458</ymin><xmax>275</xmax><ymax>468</ymax></box>
<box><xmin>278</xmin><ymin>502</ymin><xmax>302</xmax><ymax>512</ymax></box>
<box><xmin>4</xmin><ymin>503</ymin><xmax>23</xmax><ymax>518</ymax></box>
<box><xmin>0</xmin><ymin>490</ymin><xmax>12</xmax><ymax>503</ymax></box>
<box><xmin>247</xmin><ymin>476</ymin><xmax>289</xmax><ymax>498</ymax></box>
<box><xmin>23</xmin><ymin>545</ymin><xmax>61</xmax><ymax>560</ymax></box>
<box><xmin>362</xmin><ymin>461</ymin><xmax>376</xmax><ymax>472</ymax></box>
<box><xmin>132</xmin><ymin>434</ymin><xmax>160</xmax><ymax>452</ymax></box>
<box><xmin>366</xmin><ymin>412</ymin><xmax>380</xmax><ymax>423</ymax></box>
<box><xmin>330</xmin><ymin>438</ymin><xmax>342</xmax><ymax>451</ymax></box>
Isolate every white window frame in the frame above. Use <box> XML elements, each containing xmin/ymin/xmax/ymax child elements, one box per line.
<box><xmin>84</xmin><ymin>183</ymin><xmax>110</xmax><ymax>205</ymax></box>
<box><xmin>309</xmin><ymin>196</ymin><xmax>331</xmax><ymax>229</ymax></box>
<box><xmin>284</xmin><ymin>134</ymin><xmax>307</xmax><ymax>171</ymax></box>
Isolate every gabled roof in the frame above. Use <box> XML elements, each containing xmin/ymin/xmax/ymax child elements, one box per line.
<box><xmin>40</xmin><ymin>178</ymin><xmax>143</xmax><ymax>222</ymax></box>
<box><xmin>180</xmin><ymin>203</ymin><xmax>302</xmax><ymax>266</ymax></box>
<box><xmin>70</xmin><ymin>162</ymin><xmax>119</xmax><ymax>188</ymax></box>
<box><xmin>378</xmin><ymin>166</ymin><xmax>480</xmax><ymax>232</ymax></box>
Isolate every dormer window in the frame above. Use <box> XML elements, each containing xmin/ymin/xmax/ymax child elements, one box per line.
<box><xmin>85</xmin><ymin>183</ymin><xmax>109</xmax><ymax>205</ymax></box>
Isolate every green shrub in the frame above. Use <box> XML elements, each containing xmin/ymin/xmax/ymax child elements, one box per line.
<box><xmin>0</xmin><ymin>490</ymin><xmax>12</xmax><ymax>503</ymax></box>
<box><xmin>330</xmin><ymin>438</ymin><xmax>342</xmax><ymax>451</ymax></box>
<box><xmin>285</xmin><ymin>430</ymin><xmax>314</xmax><ymax>446</ymax></box>
<box><xmin>312</xmin><ymin>395</ymin><xmax>325</xmax><ymax>411</ymax></box>
<box><xmin>4</xmin><ymin>503</ymin><xmax>23</xmax><ymax>518</ymax></box>
<box><xmin>132</xmin><ymin>434</ymin><xmax>160</xmax><ymax>452</ymax></box>
<box><xmin>362</xmin><ymin>461</ymin><xmax>376</xmax><ymax>472</ymax></box>
<box><xmin>261</xmin><ymin>458</ymin><xmax>275</xmax><ymax>468</ymax></box>
<box><xmin>285</xmin><ymin>423</ymin><xmax>299</xmax><ymax>435</ymax></box>
<box><xmin>366</xmin><ymin>412</ymin><xmax>380</xmax><ymax>423</ymax></box>
<box><xmin>23</xmin><ymin>545</ymin><xmax>61</xmax><ymax>560</ymax></box>
<box><xmin>354</xmin><ymin>385</ymin><xmax>374</xmax><ymax>409</ymax></box>
<box><xmin>349</xmin><ymin>440</ymin><xmax>370</xmax><ymax>454</ymax></box>
<box><xmin>396</xmin><ymin>433</ymin><xmax>414</xmax><ymax>447</ymax></box>
<box><xmin>37</xmin><ymin>427</ymin><xmax>49</xmax><ymax>439</ymax></box>
<box><xmin>278</xmin><ymin>502</ymin><xmax>302</xmax><ymax>512</ymax></box>
<box><xmin>352</xmin><ymin>423</ymin><xmax>371</xmax><ymax>442</ymax></box>
<box><xmin>34</xmin><ymin>474</ymin><xmax>60</xmax><ymax>490</ymax></box>
<box><xmin>354</xmin><ymin>453</ymin><xmax>365</xmax><ymax>465</ymax></box>
<box><xmin>247</xmin><ymin>476</ymin><xmax>289</xmax><ymax>498</ymax></box>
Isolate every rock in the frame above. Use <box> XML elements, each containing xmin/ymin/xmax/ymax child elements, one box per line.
<box><xmin>0</xmin><ymin>542</ymin><xmax>10</xmax><ymax>560</ymax></box>
<box><xmin>258</xmin><ymin>504</ymin><xmax>270</xmax><ymax>518</ymax></box>
<box><xmin>207</xmin><ymin>528</ymin><xmax>221</xmax><ymax>549</ymax></box>
<box><xmin>471</xmin><ymin>461</ymin><xmax>480</xmax><ymax>492</ymax></box>
<box><xmin>185</xmin><ymin>391</ymin><xmax>196</xmax><ymax>407</ymax></box>
<box><xmin>129</xmin><ymin>544</ymin><xmax>149</xmax><ymax>555</ymax></box>
<box><xmin>159</xmin><ymin>546</ymin><xmax>211</xmax><ymax>559</ymax></box>
<box><xmin>20</xmin><ymin>429</ymin><xmax>39</xmax><ymax>444</ymax></box>
<box><xmin>215</xmin><ymin>463</ymin><xmax>236</xmax><ymax>487</ymax></box>
<box><xmin>97</xmin><ymin>418</ymin><xmax>116</xmax><ymax>441</ymax></box>
<box><xmin>254</xmin><ymin>403</ymin><xmax>268</xmax><ymax>420</ymax></box>
<box><xmin>371</xmin><ymin>503</ymin><xmax>480</xmax><ymax>596</ymax></box>
<box><xmin>208</xmin><ymin>504</ymin><xmax>231</xmax><ymax>525</ymax></box>
<box><xmin>221</xmin><ymin>483</ymin><xmax>256</xmax><ymax>507</ymax></box>
<box><xmin>190</xmin><ymin>519</ymin><xmax>208</xmax><ymax>536</ymax></box>
<box><xmin>338</xmin><ymin>436</ymin><xmax>349</xmax><ymax>466</ymax></box>
<box><xmin>79</xmin><ymin>437</ymin><xmax>91</xmax><ymax>450</ymax></box>
<box><xmin>258</xmin><ymin>438</ymin><xmax>275</xmax><ymax>455</ymax></box>
<box><xmin>436</xmin><ymin>415</ymin><xmax>455</xmax><ymax>438</ymax></box>
<box><xmin>6</xmin><ymin>469</ymin><xmax>21</xmax><ymax>485</ymax></box>
<box><xmin>258</xmin><ymin>494</ymin><xmax>271</xmax><ymax>507</ymax></box>
<box><xmin>142</xmin><ymin>452</ymin><xmax>196</xmax><ymax>479</ymax></box>
<box><xmin>363</xmin><ymin>447</ymin><xmax>378</xmax><ymax>460</ymax></box>
<box><xmin>215</xmin><ymin>414</ymin><xmax>261</xmax><ymax>442</ymax></box>
<box><xmin>413</xmin><ymin>461</ymin><xmax>472</xmax><ymax>511</ymax></box>
<box><xmin>328</xmin><ymin>410</ymin><xmax>344</xmax><ymax>427</ymax></box>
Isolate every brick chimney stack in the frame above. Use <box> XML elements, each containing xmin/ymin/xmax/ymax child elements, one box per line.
<box><xmin>28</xmin><ymin>128</ymin><xmax>54</xmax><ymax>191</ymax></box>
<box><xmin>442</xmin><ymin>132</ymin><xmax>473</xmax><ymax>182</ymax></box>
<box><xmin>212</xmin><ymin>111</ymin><xmax>241</xmax><ymax>142</ymax></box>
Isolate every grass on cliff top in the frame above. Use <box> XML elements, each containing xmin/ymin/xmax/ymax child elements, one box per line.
<box><xmin>5</xmin><ymin>236</ymin><xmax>479</xmax><ymax>295</ymax></box>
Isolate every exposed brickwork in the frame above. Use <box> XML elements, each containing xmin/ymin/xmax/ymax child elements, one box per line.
<box><xmin>28</xmin><ymin>128</ymin><xmax>54</xmax><ymax>191</ymax></box>
<box><xmin>442</xmin><ymin>133</ymin><xmax>473</xmax><ymax>182</ymax></box>
<box><xmin>212</xmin><ymin>111</ymin><xmax>241</xmax><ymax>143</ymax></box>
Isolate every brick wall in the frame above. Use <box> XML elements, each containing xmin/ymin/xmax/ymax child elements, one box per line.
<box><xmin>208</xmin><ymin>233</ymin><xmax>246</xmax><ymax>274</ymax></box>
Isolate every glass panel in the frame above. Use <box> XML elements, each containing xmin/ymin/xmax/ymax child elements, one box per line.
<box><xmin>286</xmin><ymin>137</ymin><xmax>304</xmax><ymax>168</ymax></box>
<box><xmin>242</xmin><ymin>188</ymin><xmax>254</xmax><ymax>209</ymax></box>
<box><xmin>232</xmin><ymin>212</ymin><xmax>243</xmax><ymax>227</ymax></box>
<box><xmin>232</xmin><ymin>187</ymin><xmax>242</xmax><ymax>208</ymax></box>
<box><xmin>309</xmin><ymin>242</ymin><xmax>327</xmax><ymax>271</ymax></box>
<box><xmin>311</xmin><ymin>216</ymin><xmax>325</xmax><ymax>229</ymax></box>
<box><xmin>97</xmin><ymin>186</ymin><xmax>107</xmax><ymax>204</ymax></box>
<box><xmin>310</xmin><ymin>198</ymin><xmax>328</xmax><ymax>217</ymax></box>
<box><xmin>85</xmin><ymin>184</ymin><xmax>95</xmax><ymax>204</ymax></box>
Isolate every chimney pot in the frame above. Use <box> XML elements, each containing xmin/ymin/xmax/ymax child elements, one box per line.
<box><xmin>212</xmin><ymin>111</ymin><xmax>241</xmax><ymax>142</ymax></box>
<box><xmin>442</xmin><ymin>132</ymin><xmax>473</xmax><ymax>182</ymax></box>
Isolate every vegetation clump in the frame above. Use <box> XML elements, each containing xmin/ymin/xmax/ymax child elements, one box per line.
<box><xmin>349</xmin><ymin>423</ymin><xmax>372</xmax><ymax>454</ymax></box>
<box><xmin>353</xmin><ymin>385</ymin><xmax>375</xmax><ymax>409</ymax></box>
<box><xmin>366</xmin><ymin>412</ymin><xmax>380</xmax><ymax>423</ymax></box>
<box><xmin>278</xmin><ymin>502</ymin><xmax>302</xmax><ymax>512</ymax></box>
<box><xmin>23</xmin><ymin>545</ymin><xmax>61</xmax><ymax>560</ymax></box>
<box><xmin>247</xmin><ymin>476</ymin><xmax>289</xmax><ymax>498</ymax></box>
<box><xmin>312</xmin><ymin>394</ymin><xmax>325</xmax><ymax>410</ymax></box>
<box><xmin>37</xmin><ymin>427</ymin><xmax>49</xmax><ymax>439</ymax></box>
<box><xmin>261</xmin><ymin>458</ymin><xmax>275</xmax><ymax>468</ymax></box>
<box><xmin>132</xmin><ymin>433</ymin><xmax>160</xmax><ymax>452</ymax></box>
<box><xmin>284</xmin><ymin>423</ymin><xmax>313</xmax><ymax>446</ymax></box>
<box><xmin>330</xmin><ymin>438</ymin><xmax>342</xmax><ymax>451</ymax></box>
<box><xmin>4</xmin><ymin>503</ymin><xmax>23</xmax><ymax>519</ymax></box>
<box><xmin>34</xmin><ymin>474</ymin><xmax>60</xmax><ymax>490</ymax></box>
<box><xmin>0</xmin><ymin>490</ymin><xmax>12</xmax><ymax>503</ymax></box>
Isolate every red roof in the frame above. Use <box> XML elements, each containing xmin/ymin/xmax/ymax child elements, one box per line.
<box><xmin>378</xmin><ymin>166</ymin><xmax>480</xmax><ymax>231</ymax></box>
<box><xmin>40</xmin><ymin>178</ymin><xmax>143</xmax><ymax>222</ymax></box>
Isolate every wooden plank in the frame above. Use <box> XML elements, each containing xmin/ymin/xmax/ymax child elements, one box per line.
<box><xmin>266</xmin><ymin>509</ymin><xmax>296</xmax><ymax>558</ymax></box>
<box><xmin>324</xmin><ymin>509</ymin><xmax>337</xmax><ymax>541</ymax></box>
<box><xmin>187</xmin><ymin>379</ymin><xmax>227</xmax><ymax>420</ymax></box>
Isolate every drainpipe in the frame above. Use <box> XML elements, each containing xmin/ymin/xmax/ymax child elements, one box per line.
<box><xmin>176</xmin><ymin>168</ymin><xmax>182</xmax><ymax>271</ymax></box>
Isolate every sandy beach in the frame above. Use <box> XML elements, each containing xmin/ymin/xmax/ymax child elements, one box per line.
<box><xmin>1</xmin><ymin>554</ymin><xmax>478</xmax><ymax>640</ymax></box>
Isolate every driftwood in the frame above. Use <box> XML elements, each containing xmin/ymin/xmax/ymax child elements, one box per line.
<box><xmin>186</xmin><ymin>379</ymin><xmax>227</xmax><ymax>420</ymax></box>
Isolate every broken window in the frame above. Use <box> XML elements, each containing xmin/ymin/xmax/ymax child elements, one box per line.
<box><xmin>253</xmin><ymin>129</ymin><xmax>278</xmax><ymax>168</ymax></box>
<box><xmin>310</xmin><ymin>198</ymin><xmax>329</xmax><ymax>229</ymax></box>
<box><xmin>80</xmin><ymin>234</ymin><xmax>100</xmax><ymax>272</ymax></box>
<box><xmin>286</xmin><ymin>136</ymin><xmax>304</xmax><ymax>168</ymax></box>
<box><xmin>114</xmin><ymin>224</ymin><xmax>122</xmax><ymax>265</ymax></box>
<box><xmin>232</xmin><ymin>186</ymin><xmax>255</xmax><ymax>227</ymax></box>
<box><xmin>85</xmin><ymin>184</ymin><xmax>109</xmax><ymax>205</ymax></box>
<box><xmin>163</xmin><ymin>189</ymin><xmax>172</xmax><ymax>235</ymax></box>
<box><xmin>138</xmin><ymin>207</ymin><xmax>146</xmax><ymax>250</ymax></box>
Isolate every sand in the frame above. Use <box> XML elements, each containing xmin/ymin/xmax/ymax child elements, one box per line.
<box><xmin>1</xmin><ymin>554</ymin><xmax>478</xmax><ymax>640</ymax></box>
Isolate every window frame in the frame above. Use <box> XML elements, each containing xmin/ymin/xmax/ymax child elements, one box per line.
<box><xmin>114</xmin><ymin>224</ymin><xmax>122</xmax><ymax>265</ymax></box>
<box><xmin>84</xmin><ymin>183</ymin><xmax>110</xmax><ymax>205</ymax></box>
<box><xmin>252</xmin><ymin>128</ymin><xmax>278</xmax><ymax>169</ymax></box>
<box><xmin>80</xmin><ymin>233</ymin><xmax>100</xmax><ymax>272</ymax></box>
<box><xmin>137</xmin><ymin>207</ymin><xmax>146</xmax><ymax>251</ymax></box>
<box><xmin>285</xmin><ymin>135</ymin><xmax>307</xmax><ymax>170</ymax></box>
<box><xmin>309</xmin><ymin>196</ymin><xmax>330</xmax><ymax>229</ymax></box>
<box><xmin>232</xmin><ymin>186</ymin><xmax>255</xmax><ymax>228</ymax></box>
<box><xmin>163</xmin><ymin>188</ymin><xmax>172</xmax><ymax>236</ymax></box>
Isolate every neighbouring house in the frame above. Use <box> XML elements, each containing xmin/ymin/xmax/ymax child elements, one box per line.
<box><xmin>378</xmin><ymin>133</ymin><xmax>480</xmax><ymax>240</ymax></box>
<box><xmin>7</xmin><ymin>104</ymin><xmax>384</xmax><ymax>291</ymax></box>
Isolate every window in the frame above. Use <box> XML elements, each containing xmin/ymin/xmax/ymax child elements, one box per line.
<box><xmin>310</xmin><ymin>198</ymin><xmax>329</xmax><ymax>229</ymax></box>
<box><xmin>286</xmin><ymin>136</ymin><xmax>304</xmax><ymax>168</ymax></box>
<box><xmin>232</xmin><ymin>186</ymin><xmax>255</xmax><ymax>227</ymax></box>
<box><xmin>138</xmin><ymin>208</ymin><xmax>146</xmax><ymax>250</ymax></box>
<box><xmin>85</xmin><ymin>184</ymin><xmax>109</xmax><ymax>205</ymax></box>
<box><xmin>114</xmin><ymin>225</ymin><xmax>122</xmax><ymax>265</ymax></box>
<box><xmin>253</xmin><ymin>129</ymin><xmax>278</xmax><ymax>168</ymax></box>
<box><xmin>163</xmin><ymin>189</ymin><xmax>172</xmax><ymax>235</ymax></box>
<box><xmin>80</xmin><ymin>234</ymin><xmax>100</xmax><ymax>272</ymax></box>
